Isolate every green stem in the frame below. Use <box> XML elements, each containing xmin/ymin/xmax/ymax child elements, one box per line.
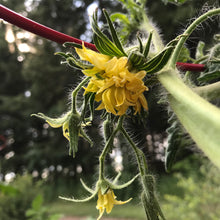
<box><xmin>158</xmin><ymin>68</ymin><xmax>220</xmax><ymax>168</ymax></box>
<box><xmin>98</xmin><ymin>116</ymin><xmax>123</xmax><ymax>180</ymax></box>
<box><xmin>169</xmin><ymin>8</ymin><xmax>220</xmax><ymax>68</ymax></box>
<box><xmin>194</xmin><ymin>81</ymin><xmax>220</xmax><ymax>101</ymax></box>
<box><xmin>71</xmin><ymin>77</ymin><xmax>91</xmax><ymax>113</ymax></box>
<box><xmin>120</xmin><ymin>127</ymin><xmax>148</xmax><ymax>176</ymax></box>
<box><xmin>121</xmin><ymin>126</ymin><xmax>166</xmax><ymax>219</ymax></box>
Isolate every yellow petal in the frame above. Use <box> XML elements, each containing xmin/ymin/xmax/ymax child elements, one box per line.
<box><xmin>75</xmin><ymin>44</ymin><xmax>110</xmax><ymax>70</ymax></box>
<box><xmin>62</xmin><ymin>121</ymin><xmax>70</xmax><ymax>141</ymax></box>
<box><xmin>102</xmin><ymin>89</ymin><xmax>117</xmax><ymax>115</ymax></box>
<box><xmin>82</xmin><ymin>67</ymin><xmax>100</xmax><ymax>76</ymax></box>
<box><xmin>138</xmin><ymin>94</ymin><xmax>148</xmax><ymax>111</ymax></box>
<box><xmin>115</xmin><ymin>87</ymin><xmax>125</xmax><ymax>107</ymax></box>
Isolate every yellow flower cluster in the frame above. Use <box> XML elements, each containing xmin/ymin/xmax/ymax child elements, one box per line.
<box><xmin>76</xmin><ymin>45</ymin><xmax>148</xmax><ymax>115</ymax></box>
<box><xmin>96</xmin><ymin>189</ymin><xmax>131</xmax><ymax>220</ymax></box>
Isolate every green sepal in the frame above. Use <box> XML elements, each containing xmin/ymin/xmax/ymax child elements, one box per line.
<box><xmin>63</xmin><ymin>42</ymin><xmax>82</xmax><ymax>49</ymax></box>
<box><xmin>68</xmin><ymin>113</ymin><xmax>81</xmax><ymax>157</ymax></box>
<box><xmin>138</xmin><ymin>46</ymin><xmax>175</xmax><ymax>74</ymax></box>
<box><xmin>143</xmin><ymin>31</ymin><xmax>153</xmax><ymax>58</ymax></box>
<box><xmin>136</xmin><ymin>33</ymin><xmax>144</xmax><ymax>53</ymax></box>
<box><xmin>109</xmin><ymin>173</ymin><xmax>140</xmax><ymax>190</ymax></box>
<box><xmin>31</xmin><ymin>112</ymin><xmax>69</xmax><ymax>128</ymax></box>
<box><xmin>98</xmin><ymin>180</ymin><xmax>110</xmax><ymax>195</ymax></box>
<box><xmin>91</xmin><ymin>10</ymin><xmax>125</xmax><ymax>57</ymax></box>
<box><xmin>128</xmin><ymin>51</ymin><xmax>145</xmax><ymax>68</ymax></box>
<box><xmin>80</xmin><ymin>178</ymin><xmax>95</xmax><ymax>194</ymax></box>
<box><xmin>103</xmin><ymin>9</ymin><xmax>127</xmax><ymax>56</ymax></box>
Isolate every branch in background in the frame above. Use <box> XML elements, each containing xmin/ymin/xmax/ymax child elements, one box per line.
<box><xmin>0</xmin><ymin>4</ymin><xmax>205</xmax><ymax>72</ymax></box>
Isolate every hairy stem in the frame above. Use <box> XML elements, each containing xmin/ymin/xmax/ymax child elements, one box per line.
<box><xmin>169</xmin><ymin>8</ymin><xmax>220</xmax><ymax>68</ymax></box>
<box><xmin>98</xmin><ymin>117</ymin><xmax>123</xmax><ymax>180</ymax></box>
<box><xmin>158</xmin><ymin>68</ymin><xmax>220</xmax><ymax>168</ymax></box>
<box><xmin>194</xmin><ymin>81</ymin><xmax>220</xmax><ymax>101</ymax></box>
<box><xmin>71</xmin><ymin>77</ymin><xmax>90</xmax><ymax>113</ymax></box>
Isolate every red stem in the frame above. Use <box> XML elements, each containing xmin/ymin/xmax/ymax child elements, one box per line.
<box><xmin>0</xmin><ymin>4</ymin><xmax>98</xmax><ymax>51</ymax></box>
<box><xmin>0</xmin><ymin>4</ymin><xmax>205</xmax><ymax>72</ymax></box>
<box><xmin>176</xmin><ymin>62</ymin><xmax>205</xmax><ymax>72</ymax></box>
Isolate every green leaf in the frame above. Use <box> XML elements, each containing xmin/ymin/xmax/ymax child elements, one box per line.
<box><xmin>177</xmin><ymin>46</ymin><xmax>191</xmax><ymax>62</ymax></box>
<box><xmin>196</xmin><ymin>41</ymin><xmax>205</xmax><ymax>60</ymax></box>
<box><xmin>198</xmin><ymin>62</ymin><xmax>220</xmax><ymax>82</ymax></box>
<box><xmin>165</xmin><ymin>115</ymin><xmax>192</xmax><ymax>172</ymax></box>
<box><xmin>0</xmin><ymin>184</ymin><xmax>18</xmax><ymax>196</ymax></box>
<box><xmin>91</xmin><ymin>11</ymin><xmax>125</xmax><ymax>57</ymax></box>
<box><xmin>32</xmin><ymin>194</ymin><xmax>43</xmax><ymax>211</ymax></box>
<box><xmin>103</xmin><ymin>9</ymin><xmax>127</xmax><ymax>56</ymax></box>
<box><xmin>110</xmin><ymin>13</ymin><xmax>130</xmax><ymax>25</ymax></box>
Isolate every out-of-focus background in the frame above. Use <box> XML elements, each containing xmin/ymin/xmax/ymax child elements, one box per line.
<box><xmin>0</xmin><ymin>0</ymin><xmax>220</xmax><ymax>220</ymax></box>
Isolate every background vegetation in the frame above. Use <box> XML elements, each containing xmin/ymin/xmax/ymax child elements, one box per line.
<box><xmin>0</xmin><ymin>0</ymin><xmax>219</xmax><ymax>219</ymax></box>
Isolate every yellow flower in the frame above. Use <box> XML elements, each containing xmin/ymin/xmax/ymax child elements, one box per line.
<box><xmin>75</xmin><ymin>45</ymin><xmax>149</xmax><ymax>115</ymax></box>
<box><xmin>96</xmin><ymin>189</ymin><xmax>132</xmax><ymax>220</ymax></box>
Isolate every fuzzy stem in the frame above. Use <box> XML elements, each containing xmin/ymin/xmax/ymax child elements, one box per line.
<box><xmin>71</xmin><ymin>77</ymin><xmax>90</xmax><ymax>113</ymax></box>
<box><xmin>120</xmin><ymin>127</ymin><xmax>148</xmax><ymax>176</ymax></box>
<box><xmin>169</xmin><ymin>8</ymin><xmax>220</xmax><ymax>68</ymax></box>
<box><xmin>158</xmin><ymin>68</ymin><xmax>220</xmax><ymax>168</ymax></box>
<box><xmin>120</xmin><ymin>126</ymin><xmax>166</xmax><ymax>219</ymax></box>
<box><xmin>194</xmin><ymin>81</ymin><xmax>220</xmax><ymax>101</ymax></box>
<box><xmin>98</xmin><ymin>117</ymin><xmax>123</xmax><ymax>180</ymax></box>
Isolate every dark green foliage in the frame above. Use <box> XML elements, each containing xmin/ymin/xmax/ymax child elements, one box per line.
<box><xmin>165</xmin><ymin>114</ymin><xmax>192</xmax><ymax>172</ymax></box>
<box><xmin>0</xmin><ymin>175</ymin><xmax>42</xmax><ymax>220</ymax></box>
<box><xmin>25</xmin><ymin>194</ymin><xmax>62</xmax><ymax>220</ymax></box>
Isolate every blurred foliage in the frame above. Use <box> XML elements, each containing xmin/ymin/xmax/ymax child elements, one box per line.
<box><xmin>160</xmin><ymin>158</ymin><xmax>220</xmax><ymax>219</ymax></box>
<box><xmin>25</xmin><ymin>194</ymin><xmax>62</xmax><ymax>220</ymax></box>
<box><xmin>0</xmin><ymin>175</ymin><xmax>42</xmax><ymax>220</ymax></box>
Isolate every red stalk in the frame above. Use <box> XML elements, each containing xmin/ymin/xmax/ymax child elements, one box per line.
<box><xmin>0</xmin><ymin>4</ymin><xmax>205</xmax><ymax>72</ymax></box>
<box><xmin>0</xmin><ymin>4</ymin><xmax>98</xmax><ymax>51</ymax></box>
